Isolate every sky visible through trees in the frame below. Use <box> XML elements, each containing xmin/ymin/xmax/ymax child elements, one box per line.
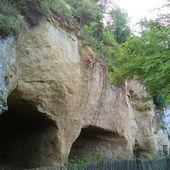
<box><xmin>114</xmin><ymin>0</ymin><xmax>168</xmax><ymax>32</ymax></box>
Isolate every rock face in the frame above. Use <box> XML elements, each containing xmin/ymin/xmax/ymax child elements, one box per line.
<box><xmin>0</xmin><ymin>20</ymin><xmax>158</xmax><ymax>168</ymax></box>
<box><xmin>0</xmin><ymin>38</ymin><xmax>17</xmax><ymax>113</ymax></box>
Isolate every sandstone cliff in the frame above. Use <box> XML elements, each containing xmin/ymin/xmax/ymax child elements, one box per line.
<box><xmin>0</xmin><ymin>19</ymin><xmax>158</xmax><ymax>169</ymax></box>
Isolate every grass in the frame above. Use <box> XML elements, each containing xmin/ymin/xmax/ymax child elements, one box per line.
<box><xmin>139</xmin><ymin>155</ymin><xmax>167</xmax><ymax>161</ymax></box>
<box><xmin>65</xmin><ymin>154</ymin><xmax>106</xmax><ymax>169</ymax></box>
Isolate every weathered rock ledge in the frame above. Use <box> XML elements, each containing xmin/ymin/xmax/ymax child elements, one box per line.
<box><xmin>0</xmin><ymin>19</ymin><xmax>158</xmax><ymax>169</ymax></box>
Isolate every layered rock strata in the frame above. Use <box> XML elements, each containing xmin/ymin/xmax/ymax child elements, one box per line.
<box><xmin>0</xmin><ymin>20</ymin><xmax>157</xmax><ymax>168</ymax></box>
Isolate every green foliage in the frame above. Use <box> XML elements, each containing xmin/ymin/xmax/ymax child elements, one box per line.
<box><xmin>80</xmin><ymin>22</ymin><xmax>105</xmax><ymax>57</ymax></box>
<box><xmin>78</xmin><ymin>4</ymin><xmax>125</xmax><ymax>61</ymax></box>
<box><xmin>111</xmin><ymin>19</ymin><xmax>170</xmax><ymax>107</ymax></box>
<box><xmin>8</xmin><ymin>0</ymin><xmax>50</xmax><ymax>16</ymax></box>
<box><xmin>1</xmin><ymin>0</ymin><xmax>169</xmax><ymax>110</ymax></box>
<box><xmin>0</xmin><ymin>0</ymin><xmax>74</xmax><ymax>37</ymax></box>
<box><xmin>141</xmin><ymin>96</ymin><xmax>150</xmax><ymax>102</ymax></box>
<box><xmin>0</xmin><ymin>0</ymin><xmax>127</xmax><ymax>67</ymax></box>
<box><xmin>80</xmin><ymin>22</ymin><xmax>122</xmax><ymax>60</ymax></box>
<box><xmin>65</xmin><ymin>0</ymin><xmax>102</xmax><ymax>26</ymax></box>
<box><xmin>12</xmin><ymin>0</ymin><xmax>72</xmax><ymax>18</ymax></box>
<box><xmin>68</xmin><ymin>154</ymin><xmax>105</xmax><ymax>164</ymax></box>
<box><xmin>0</xmin><ymin>0</ymin><xmax>22</xmax><ymax>37</ymax></box>
<box><xmin>136</xmin><ymin>103</ymin><xmax>151</xmax><ymax>112</ymax></box>
<box><xmin>107</xmin><ymin>7</ymin><xmax>131</xmax><ymax>44</ymax></box>
<box><xmin>49</xmin><ymin>0</ymin><xmax>73</xmax><ymax>18</ymax></box>
<box><xmin>0</xmin><ymin>0</ymin><xmax>103</xmax><ymax>38</ymax></box>
<box><xmin>66</xmin><ymin>154</ymin><xmax>106</xmax><ymax>169</ymax></box>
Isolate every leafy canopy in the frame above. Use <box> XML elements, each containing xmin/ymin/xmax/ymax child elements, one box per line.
<box><xmin>111</xmin><ymin>20</ymin><xmax>170</xmax><ymax>107</ymax></box>
<box><xmin>108</xmin><ymin>7</ymin><xmax>131</xmax><ymax>44</ymax></box>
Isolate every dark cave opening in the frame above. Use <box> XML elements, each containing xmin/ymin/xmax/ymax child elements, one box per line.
<box><xmin>0</xmin><ymin>99</ymin><xmax>59</xmax><ymax>169</ymax></box>
<box><xmin>69</xmin><ymin>126</ymin><xmax>127</xmax><ymax>161</ymax></box>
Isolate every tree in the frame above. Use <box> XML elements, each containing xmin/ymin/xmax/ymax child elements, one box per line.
<box><xmin>106</xmin><ymin>7</ymin><xmax>131</xmax><ymax>44</ymax></box>
<box><xmin>111</xmin><ymin>19</ymin><xmax>170</xmax><ymax>107</ymax></box>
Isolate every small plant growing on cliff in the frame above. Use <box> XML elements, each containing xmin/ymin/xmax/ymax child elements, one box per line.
<box><xmin>136</xmin><ymin>103</ymin><xmax>151</xmax><ymax>112</ymax></box>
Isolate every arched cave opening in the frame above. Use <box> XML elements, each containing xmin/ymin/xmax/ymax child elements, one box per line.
<box><xmin>0</xmin><ymin>98</ymin><xmax>59</xmax><ymax>169</ymax></box>
<box><xmin>69</xmin><ymin>126</ymin><xmax>127</xmax><ymax>161</ymax></box>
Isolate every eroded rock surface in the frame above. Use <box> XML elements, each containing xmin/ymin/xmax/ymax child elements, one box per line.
<box><xmin>0</xmin><ymin>38</ymin><xmax>17</xmax><ymax>113</ymax></box>
<box><xmin>0</xmin><ymin>20</ymin><xmax>158</xmax><ymax>168</ymax></box>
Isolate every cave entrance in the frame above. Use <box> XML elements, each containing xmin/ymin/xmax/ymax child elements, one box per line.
<box><xmin>0</xmin><ymin>99</ymin><xmax>59</xmax><ymax>169</ymax></box>
<box><xmin>69</xmin><ymin>126</ymin><xmax>127</xmax><ymax>161</ymax></box>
